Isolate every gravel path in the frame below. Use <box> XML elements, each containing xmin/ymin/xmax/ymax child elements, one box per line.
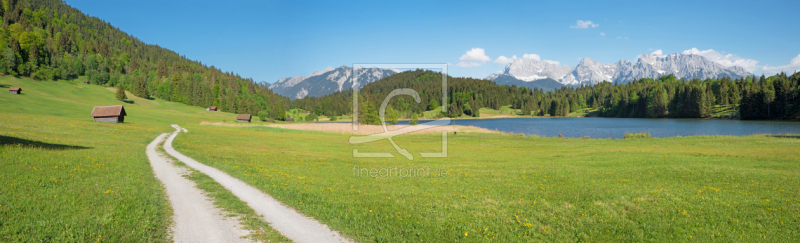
<box><xmin>163</xmin><ymin>125</ymin><xmax>352</xmax><ymax>243</ymax></box>
<box><xmin>146</xmin><ymin>132</ymin><xmax>252</xmax><ymax>243</ymax></box>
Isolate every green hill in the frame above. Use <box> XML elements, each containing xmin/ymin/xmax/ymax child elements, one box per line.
<box><xmin>0</xmin><ymin>76</ymin><xmax>237</xmax><ymax>241</ymax></box>
<box><xmin>0</xmin><ymin>0</ymin><xmax>288</xmax><ymax>120</ymax></box>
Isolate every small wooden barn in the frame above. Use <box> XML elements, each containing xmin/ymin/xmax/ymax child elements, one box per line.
<box><xmin>237</xmin><ymin>114</ymin><xmax>251</xmax><ymax>123</ymax></box>
<box><xmin>8</xmin><ymin>87</ymin><xmax>21</xmax><ymax>94</ymax></box>
<box><xmin>207</xmin><ymin>106</ymin><xmax>217</xmax><ymax>111</ymax></box>
<box><xmin>91</xmin><ymin>105</ymin><xmax>127</xmax><ymax>123</ymax></box>
<box><xmin>286</xmin><ymin>118</ymin><xmax>294</xmax><ymax>122</ymax></box>
<box><xmin>83</xmin><ymin>81</ymin><xmax>90</xmax><ymax>84</ymax></box>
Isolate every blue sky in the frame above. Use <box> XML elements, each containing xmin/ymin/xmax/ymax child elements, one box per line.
<box><xmin>67</xmin><ymin>0</ymin><xmax>800</xmax><ymax>83</ymax></box>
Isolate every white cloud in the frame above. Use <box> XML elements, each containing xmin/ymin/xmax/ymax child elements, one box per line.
<box><xmin>459</xmin><ymin>48</ymin><xmax>491</xmax><ymax>62</ymax></box>
<box><xmin>616</xmin><ymin>36</ymin><xmax>628</xmax><ymax>39</ymax></box>
<box><xmin>493</xmin><ymin>52</ymin><xmax>560</xmax><ymax>66</ymax></box>
<box><xmin>681</xmin><ymin>48</ymin><xmax>760</xmax><ymax>72</ymax></box>
<box><xmin>651</xmin><ymin>50</ymin><xmax>663</xmax><ymax>57</ymax></box>
<box><xmin>762</xmin><ymin>54</ymin><xmax>800</xmax><ymax>75</ymax></box>
<box><xmin>456</xmin><ymin>62</ymin><xmax>482</xmax><ymax>67</ymax></box>
<box><xmin>542</xmin><ymin>60</ymin><xmax>560</xmax><ymax>65</ymax></box>
<box><xmin>494</xmin><ymin>55</ymin><xmax>518</xmax><ymax>65</ymax></box>
<box><xmin>570</xmin><ymin>20</ymin><xmax>599</xmax><ymax>29</ymax></box>
<box><xmin>522</xmin><ymin>53</ymin><xmax>541</xmax><ymax>61</ymax></box>
<box><xmin>600</xmin><ymin>32</ymin><xmax>605</xmax><ymax>36</ymax></box>
<box><xmin>457</xmin><ymin>48</ymin><xmax>491</xmax><ymax>67</ymax></box>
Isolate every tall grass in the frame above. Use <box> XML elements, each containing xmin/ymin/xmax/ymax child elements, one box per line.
<box><xmin>624</xmin><ymin>132</ymin><xmax>652</xmax><ymax>138</ymax></box>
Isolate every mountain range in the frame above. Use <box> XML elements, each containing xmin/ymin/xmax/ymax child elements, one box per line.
<box><xmin>487</xmin><ymin>52</ymin><xmax>752</xmax><ymax>90</ymax></box>
<box><xmin>272</xmin><ymin>52</ymin><xmax>753</xmax><ymax>99</ymax></box>
<box><xmin>269</xmin><ymin>66</ymin><xmax>398</xmax><ymax>99</ymax></box>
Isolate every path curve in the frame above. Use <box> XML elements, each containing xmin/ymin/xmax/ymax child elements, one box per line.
<box><xmin>163</xmin><ymin>125</ymin><xmax>352</xmax><ymax>243</ymax></box>
<box><xmin>146</xmin><ymin>132</ymin><xmax>251</xmax><ymax>243</ymax></box>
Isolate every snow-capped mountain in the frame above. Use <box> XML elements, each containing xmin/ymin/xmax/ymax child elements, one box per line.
<box><xmin>487</xmin><ymin>52</ymin><xmax>752</xmax><ymax>87</ymax></box>
<box><xmin>270</xmin><ymin>65</ymin><xmax>399</xmax><ymax>99</ymax></box>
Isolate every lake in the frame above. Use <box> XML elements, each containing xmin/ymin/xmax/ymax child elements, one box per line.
<box><xmin>394</xmin><ymin>118</ymin><xmax>800</xmax><ymax>138</ymax></box>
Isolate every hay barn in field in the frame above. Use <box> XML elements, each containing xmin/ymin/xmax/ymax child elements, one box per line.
<box><xmin>237</xmin><ymin>114</ymin><xmax>251</xmax><ymax>122</ymax></box>
<box><xmin>83</xmin><ymin>81</ymin><xmax>90</xmax><ymax>84</ymax></box>
<box><xmin>91</xmin><ymin>105</ymin><xmax>127</xmax><ymax>123</ymax></box>
<box><xmin>8</xmin><ymin>87</ymin><xmax>21</xmax><ymax>94</ymax></box>
<box><xmin>286</xmin><ymin>118</ymin><xmax>294</xmax><ymax>122</ymax></box>
<box><xmin>207</xmin><ymin>106</ymin><xmax>217</xmax><ymax>111</ymax></box>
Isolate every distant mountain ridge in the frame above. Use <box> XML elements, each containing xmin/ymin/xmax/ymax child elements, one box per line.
<box><xmin>270</xmin><ymin>65</ymin><xmax>398</xmax><ymax>99</ymax></box>
<box><xmin>487</xmin><ymin>52</ymin><xmax>753</xmax><ymax>87</ymax></box>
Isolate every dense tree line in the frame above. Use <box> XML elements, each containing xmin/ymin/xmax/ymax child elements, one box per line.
<box><xmin>293</xmin><ymin>69</ymin><xmax>800</xmax><ymax>122</ymax></box>
<box><xmin>0</xmin><ymin>0</ymin><xmax>289</xmax><ymax>118</ymax></box>
<box><xmin>590</xmin><ymin>73</ymin><xmax>800</xmax><ymax>120</ymax></box>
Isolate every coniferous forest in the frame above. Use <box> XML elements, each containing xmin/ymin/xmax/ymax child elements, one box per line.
<box><xmin>292</xmin><ymin>69</ymin><xmax>800</xmax><ymax>123</ymax></box>
<box><xmin>0</xmin><ymin>0</ymin><xmax>289</xmax><ymax>119</ymax></box>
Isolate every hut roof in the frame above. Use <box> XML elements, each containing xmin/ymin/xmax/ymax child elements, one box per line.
<box><xmin>91</xmin><ymin>105</ymin><xmax>127</xmax><ymax>117</ymax></box>
<box><xmin>209</xmin><ymin>106</ymin><xmax>217</xmax><ymax>109</ymax></box>
<box><xmin>237</xmin><ymin>114</ymin><xmax>251</xmax><ymax>120</ymax></box>
<box><xmin>9</xmin><ymin>87</ymin><xmax>20</xmax><ymax>91</ymax></box>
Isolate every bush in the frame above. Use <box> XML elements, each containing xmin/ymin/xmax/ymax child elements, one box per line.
<box><xmin>624</xmin><ymin>132</ymin><xmax>652</xmax><ymax>139</ymax></box>
<box><xmin>410</xmin><ymin>113</ymin><xmax>419</xmax><ymax>125</ymax></box>
<box><xmin>306</xmin><ymin>113</ymin><xmax>318</xmax><ymax>122</ymax></box>
<box><xmin>258</xmin><ymin>111</ymin><xmax>267</xmax><ymax>121</ymax></box>
<box><xmin>330</xmin><ymin>116</ymin><xmax>338</xmax><ymax>122</ymax></box>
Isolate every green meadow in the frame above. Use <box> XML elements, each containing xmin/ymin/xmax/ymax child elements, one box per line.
<box><xmin>0</xmin><ymin>76</ymin><xmax>239</xmax><ymax>241</ymax></box>
<box><xmin>173</xmin><ymin>123</ymin><xmax>800</xmax><ymax>242</ymax></box>
<box><xmin>2</xmin><ymin>76</ymin><xmax>800</xmax><ymax>242</ymax></box>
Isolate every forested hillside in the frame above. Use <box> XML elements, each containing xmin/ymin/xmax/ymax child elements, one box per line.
<box><xmin>291</xmin><ymin>70</ymin><xmax>538</xmax><ymax>123</ymax></box>
<box><xmin>292</xmin><ymin>69</ymin><xmax>800</xmax><ymax>122</ymax></box>
<box><xmin>0</xmin><ymin>0</ymin><xmax>288</xmax><ymax>118</ymax></box>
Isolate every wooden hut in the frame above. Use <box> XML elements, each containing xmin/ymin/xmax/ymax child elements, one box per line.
<box><xmin>237</xmin><ymin>114</ymin><xmax>251</xmax><ymax>123</ymax></box>
<box><xmin>286</xmin><ymin>118</ymin><xmax>295</xmax><ymax>122</ymax></box>
<box><xmin>83</xmin><ymin>81</ymin><xmax>90</xmax><ymax>84</ymax></box>
<box><xmin>91</xmin><ymin>105</ymin><xmax>127</xmax><ymax>123</ymax></box>
<box><xmin>206</xmin><ymin>106</ymin><xmax>217</xmax><ymax>111</ymax></box>
<box><xmin>8</xmin><ymin>87</ymin><xmax>21</xmax><ymax>94</ymax></box>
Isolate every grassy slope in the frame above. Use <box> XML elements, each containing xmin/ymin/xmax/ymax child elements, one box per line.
<box><xmin>173</xmin><ymin>122</ymin><xmax>800</xmax><ymax>242</ymax></box>
<box><xmin>0</xmin><ymin>76</ymin><xmax>280</xmax><ymax>241</ymax></box>
<box><xmin>3</xmin><ymin>75</ymin><xmax>795</xmax><ymax>242</ymax></box>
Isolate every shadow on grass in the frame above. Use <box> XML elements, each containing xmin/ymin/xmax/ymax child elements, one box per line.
<box><xmin>768</xmin><ymin>134</ymin><xmax>800</xmax><ymax>139</ymax></box>
<box><xmin>0</xmin><ymin>83</ymin><xmax>9</xmax><ymax>88</ymax></box>
<box><xmin>0</xmin><ymin>135</ymin><xmax>92</xmax><ymax>150</ymax></box>
<box><xmin>122</xmin><ymin>100</ymin><xmax>135</xmax><ymax>104</ymax></box>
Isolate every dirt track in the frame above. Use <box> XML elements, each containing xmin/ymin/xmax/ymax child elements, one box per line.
<box><xmin>162</xmin><ymin>125</ymin><xmax>352</xmax><ymax>243</ymax></box>
<box><xmin>146</xmin><ymin>132</ymin><xmax>251</xmax><ymax>243</ymax></box>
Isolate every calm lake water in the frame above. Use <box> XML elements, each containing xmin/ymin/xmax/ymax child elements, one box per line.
<box><xmin>394</xmin><ymin>118</ymin><xmax>800</xmax><ymax>138</ymax></box>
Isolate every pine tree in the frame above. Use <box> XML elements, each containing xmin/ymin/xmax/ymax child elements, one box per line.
<box><xmin>115</xmin><ymin>83</ymin><xmax>128</xmax><ymax>101</ymax></box>
<box><xmin>133</xmin><ymin>76</ymin><xmax>148</xmax><ymax>98</ymax></box>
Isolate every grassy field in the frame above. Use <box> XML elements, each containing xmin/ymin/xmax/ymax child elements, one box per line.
<box><xmin>173</xmin><ymin>122</ymin><xmax>800</xmax><ymax>242</ymax></box>
<box><xmin>0</xmin><ymin>76</ymin><xmax>269</xmax><ymax>241</ymax></box>
<box><xmin>3</xmin><ymin>75</ymin><xmax>799</xmax><ymax>242</ymax></box>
